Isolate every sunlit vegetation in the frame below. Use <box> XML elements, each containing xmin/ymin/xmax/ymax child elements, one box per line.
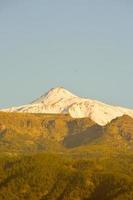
<box><xmin>0</xmin><ymin>152</ymin><xmax>133</xmax><ymax>200</ymax></box>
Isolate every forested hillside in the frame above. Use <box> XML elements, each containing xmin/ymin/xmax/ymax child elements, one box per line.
<box><xmin>0</xmin><ymin>152</ymin><xmax>133</xmax><ymax>200</ymax></box>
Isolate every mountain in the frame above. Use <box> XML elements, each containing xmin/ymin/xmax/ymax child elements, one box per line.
<box><xmin>1</xmin><ymin>89</ymin><xmax>133</xmax><ymax>198</ymax></box>
<box><xmin>1</xmin><ymin>87</ymin><xmax>133</xmax><ymax>125</ymax></box>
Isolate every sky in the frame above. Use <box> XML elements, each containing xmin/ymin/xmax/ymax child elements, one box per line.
<box><xmin>0</xmin><ymin>0</ymin><xmax>133</xmax><ymax>108</ymax></box>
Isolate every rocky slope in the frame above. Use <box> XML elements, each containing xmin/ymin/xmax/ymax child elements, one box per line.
<box><xmin>0</xmin><ymin>112</ymin><xmax>96</xmax><ymax>152</ymax></box>
<box><xmin>0</xmin><ymin>112</ymin><xmax>133</xmax><ymax>153</ymax></box>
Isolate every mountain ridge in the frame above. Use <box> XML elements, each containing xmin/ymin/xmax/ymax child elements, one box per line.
<box><xmin>1</xmin><ymin>87</ymin><xmax>133</xmax><ymax>125</ymax></box>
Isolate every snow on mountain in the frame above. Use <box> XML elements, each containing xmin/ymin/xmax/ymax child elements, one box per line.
<box><xmin>1</xmin><ymin>87</ymin><xmax>133</xmax><ymax>125</ymax></box>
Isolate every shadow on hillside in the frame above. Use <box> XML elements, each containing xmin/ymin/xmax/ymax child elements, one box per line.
<box><xmin>63</xmin><ymin>124</ymin><xmax>103</xmax><ymax>148</ymax></box>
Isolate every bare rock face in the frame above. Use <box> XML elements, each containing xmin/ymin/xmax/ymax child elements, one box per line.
<box><xmin>1</xmin><ymin>87</ymin><xmax>133</xmax><ymax>125</ymax></box>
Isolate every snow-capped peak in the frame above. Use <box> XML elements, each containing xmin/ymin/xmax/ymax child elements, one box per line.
<box><xmin>32</xmin><ymin>87</ymin><xmax>77</xmax><ymax>104</ymax></box>
<box><xmin>1</xmin><ymin>87</ymin><xmax>133</xmax><ymax>126</ymax></box>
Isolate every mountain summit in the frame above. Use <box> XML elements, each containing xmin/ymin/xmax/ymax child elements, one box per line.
<box><xmin>1</xmin><ymin>87</ymin><xmax>133</xmax><ymax>125</ymax></box>
<box><xmin>32</xmin><ymin>87</ymin><xmax>77</xmax><ymax>104</ymax></box>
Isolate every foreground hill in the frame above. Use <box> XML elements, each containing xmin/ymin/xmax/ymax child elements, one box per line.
<box><xmin>1</xmin><ymin>87</ymin><xmax>133</xmax><ymax>125</ymax></box>
<box><xmin>0</xmin><ymin>152</ymin><xmax>133</xmax><ymax>200</ymax></box>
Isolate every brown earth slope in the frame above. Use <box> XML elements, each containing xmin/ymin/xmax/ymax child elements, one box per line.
<box><xmin>102</xmin><ymin>115</ymin><xmax>133</xmax><ymax>149</ymax></box>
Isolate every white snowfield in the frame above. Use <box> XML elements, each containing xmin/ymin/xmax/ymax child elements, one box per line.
<box><xmin>1</xmin><ymin>87</ymin><xmax>133</xmax><ymax>126</ymax></box>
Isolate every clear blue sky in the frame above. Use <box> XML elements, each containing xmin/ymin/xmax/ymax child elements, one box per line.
<box><xmin>0</xmin><ymin>0</ymin><xmax>133</xmax><ymax>108</ymax></box>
